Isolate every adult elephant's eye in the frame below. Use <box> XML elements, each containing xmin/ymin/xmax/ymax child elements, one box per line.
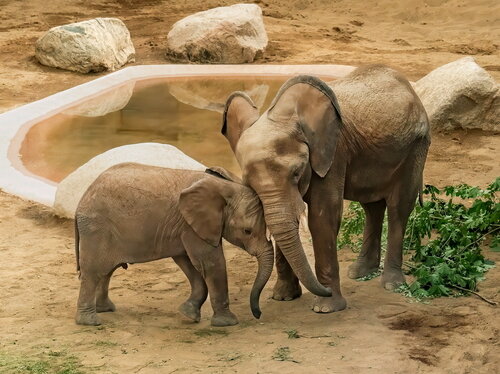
<box><xmin>291</xmin><ymin>168</ymin><xmax>301</xmax><ymax>182</ymax></box>
<box><xmin>244</xmin><ymin>228</ymin><xmax>252</xmax><ymax>235</ymax></box>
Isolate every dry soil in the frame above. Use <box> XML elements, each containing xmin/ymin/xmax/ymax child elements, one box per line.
<box><xmin>0</xmin><ymin>1</ymin><xmax>499</xmax><ymax>373</ymax></box>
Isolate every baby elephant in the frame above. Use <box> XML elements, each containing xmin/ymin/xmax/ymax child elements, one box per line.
<box><xmin>74</xmin><ymin>163</ymin><xmax>274</xmax><ymax>327</ymax></box>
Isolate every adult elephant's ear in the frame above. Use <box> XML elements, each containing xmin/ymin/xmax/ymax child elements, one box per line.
<box><xmin>268</xmin><ymin>75</ymin><xmax>343</xmax><ymax>178</ymax></box>
<box><xmin>222</xmin><ymin>91</ymin><xmax>260</xmax><ymax>152</ymax></box>
<box><xmin>179</xmin><ymin>178</ymin><xmax>226</xmax><ymax>247</ymax></box>
<box><xmin>205</xmin><ymin>166</ymin><xmax>242</xmax><ymax>184</ymax></box>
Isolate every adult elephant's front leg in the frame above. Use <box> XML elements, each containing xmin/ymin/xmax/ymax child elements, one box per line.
<box><xmin>272</xmin><ymin>245</ymin><xmax>302</xmax><ymax>301</ymax></box>
<box><xmin>308</xmin><ymin>197</ymin><xmax>347</xmax><ymax>313</ymax></box>
<box><xmin>306</xmin><ymin>173</ymin><xmax>347</xmax><ymax>313</ymax></box>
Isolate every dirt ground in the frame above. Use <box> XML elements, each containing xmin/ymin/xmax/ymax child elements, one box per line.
<box><xmin>0</xmin><ymin>0</ymin><xmax>499</xmax><ymax>373</ymax></box>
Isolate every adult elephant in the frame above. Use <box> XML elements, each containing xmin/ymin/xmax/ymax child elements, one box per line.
<box><xmin>221</xmin><ymin>65</ymin><xmax>430</xmax><ymax>313</ymax></box>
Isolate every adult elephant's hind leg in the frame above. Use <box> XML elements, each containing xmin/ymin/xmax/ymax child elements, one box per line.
<box><xmin>348</xmin><ymin>200</ymin><xmax>386</xmax><ymax>279</ymax></box>
<box><xmin>173</xmin><ymin>255</ymin><xmax>208</xmax><ymax>323</ymax></box>
<box><xmin>272</xmin><ymin>246</ymin><xmax>302</xmax><ymax>301</ymax></box>
<box><xmin>382</xmin><ymin>192</ymin><xmax>416</xmax><ymax>290</ymax></box>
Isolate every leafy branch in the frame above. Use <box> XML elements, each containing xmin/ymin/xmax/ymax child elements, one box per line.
<box><xmin>339</xmin><ymin>177</ymin><xmax>499</xmax><ymax>300</ymax></box>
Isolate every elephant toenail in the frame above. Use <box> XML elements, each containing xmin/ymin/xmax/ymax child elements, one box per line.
<box><xmin>313</xmin><ymin>305</ymin><xmax>320</xmax><ymax>312</ymax></box>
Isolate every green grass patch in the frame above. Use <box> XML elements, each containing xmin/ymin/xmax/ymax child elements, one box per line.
<box><xmin>0</xmin><ymin>350</ymin><xmax>85</xmax><ymax>374</ymax></box>
<box><xmin>284</xmin><ymin>329</ymin><xmax>300</xmax><ymax>339</ymax></box>
<box><xmin>272</xmin><ymin>347</ymin><xmax>299</xmax><ymax>363</ymax></box>
<box><xmin>93</xmin><ymin>341</ymin><xmax>118</xmax><ymax>348</ymax></box>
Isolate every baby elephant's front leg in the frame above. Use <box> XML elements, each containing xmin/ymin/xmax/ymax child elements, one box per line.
<box><xmin>173</xmin><ymin>255</ymin><xmax>208</xmax><ymax>322</ymax></box>
<box><xmin>182</xmin><ymin>232</ymin><xmax>238</xmax><ymax>327</ymax></box>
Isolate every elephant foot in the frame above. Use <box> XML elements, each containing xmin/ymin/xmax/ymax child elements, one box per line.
<box><xmin>348</xmin><ymin>258</ymin><xmax>380</xmax><ymax>279</ymax></box>
<box><xmin>211</xmin><ymin>310</ymin><xmax>239</xmax><ymax>327</ymax></box>
<box><xmin>272</xmin><ymin>278</ymin><xmax>302</xmax><ymax>301</ymax></box>
<box><xmin>381</xmin><ymin>268</ymin><xmax>406</xmax><ymax>290</ymax></box>
<box><xmin>75</xmin><ymin>310</ymin><xmax>101</xmax><ymax>326</ymax></box>
<box><xmin>179</xmin><ymin>301</ymin><xmax>201</xmax><ymax>323</ymax></box>
<box><xmin>96</xmin><ymin>298</ymin><xmax>116</xmax><ymax>313</ymax></box>
<box><xmin>312</xmin><ymin>295</ymin><xmax>347</xmax><ymax>314</ymax></box>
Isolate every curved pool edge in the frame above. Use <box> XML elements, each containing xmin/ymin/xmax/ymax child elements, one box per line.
<box><xmin>0</xmin><ymin>64</ymin><xmax>356</xmax><ymax>208</ymax></box>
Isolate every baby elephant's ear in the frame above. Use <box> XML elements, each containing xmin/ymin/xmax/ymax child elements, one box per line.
<box><xmin>179</xmin><ymin>178</ymin><xmax>227</xmax><ymax>247</ymax></box>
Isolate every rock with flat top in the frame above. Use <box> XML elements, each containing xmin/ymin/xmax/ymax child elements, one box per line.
<box><xmin>54</xmin><ymin>143</ymin><xmax>205</xmax><ymax>218</ymax></box>
<box><xmin>414</xmin><ymin>57</ymin><xmax>499</xmax><ymax>131</ymax></box>
<box><xmin>35</xmin><ymin>18</ymin><xmax>135</xmax><ymax>73</ymax></box>
<box><xmin>166</xmin><ymin>4</ymin><xmax>268</xmax><ymax>63</ymax></box>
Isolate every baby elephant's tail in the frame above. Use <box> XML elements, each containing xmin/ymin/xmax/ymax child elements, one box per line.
<box><xmin>75</xmin><ymin>217</ymin><xmax>81</xmax><ymax>277</ymax></box>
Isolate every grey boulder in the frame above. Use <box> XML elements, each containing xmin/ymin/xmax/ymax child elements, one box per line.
<box><xmin>415</xmin><ymin>57</ymin><xmax>499</xmax><ymax>131</ymax></box>
<box><xmin>166</xmin><ymin>4</ymin><xmax>268</xmax><ymax>63</ymax></box>
<box><xmin>35</xmin><ymin>18</ymin><xmax>135</xmax><ymax>73</ymax></box>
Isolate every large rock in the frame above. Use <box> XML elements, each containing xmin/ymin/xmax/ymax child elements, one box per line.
<box><xmin>166</xmin><ymin>4</ymin><xmax>268</xmax><ymax>63</ymax></box>
<box><xmin>35</xmin><ymin>18</ymin><xmax>135</xmax><ymax>73</ymax></box>
<box><xmin>54</xmin><ymin>143</ymin><xmax>205</xmax><ymax>218</ymax></box>
<box><xmin>414</xmin><ymin>57</ymin><xmax>499</xmax><ymax>131</ymax></box>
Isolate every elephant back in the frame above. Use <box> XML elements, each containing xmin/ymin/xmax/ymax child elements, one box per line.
<box><xmin>329</xmin><ymin>64</ymin><xmax>430</xmax><ymax>154</ymax></box>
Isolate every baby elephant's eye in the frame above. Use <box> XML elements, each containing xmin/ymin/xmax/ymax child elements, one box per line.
<box><xmin>244</xmin><ymin>228</ymin><xmax>252</xmax><ymax>235</ymax></box>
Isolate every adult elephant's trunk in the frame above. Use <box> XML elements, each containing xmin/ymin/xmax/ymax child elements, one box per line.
<box><xmin>262</xmin><ymin>199</ymin><xmax>332</xmax><ymax>297</ymax></box>
<box><xmin>250</xmin><ymin>245</ymin><xmax>274</xmax><ymax>319</ymax></box>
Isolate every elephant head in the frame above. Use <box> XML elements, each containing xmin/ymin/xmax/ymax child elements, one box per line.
<box><xmin>179</xmin><ymin>167</ymin><xmax>274</xmax><ymax>318</ymax></box>
<box><xmin>221</xmin><ymin>76</ymin><xmax>343</xmax><ymax>297</ymax></box>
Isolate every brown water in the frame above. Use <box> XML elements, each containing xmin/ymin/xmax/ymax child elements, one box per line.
<box><xmin>20</xmin><ymin>76</ymin><xmax>289</xmax><ymax>182</ymax></box>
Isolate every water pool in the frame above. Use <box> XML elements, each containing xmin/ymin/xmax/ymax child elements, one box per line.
<box><xmin>20</xmin><ymin>76</ymin><xmax>287</xmax><ymax>182</ymax></box>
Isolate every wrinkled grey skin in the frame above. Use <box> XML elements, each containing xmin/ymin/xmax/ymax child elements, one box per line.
<box><xmin>222</xmin><ymin>65</ymin><xmax>430</xmax><ymax>313</ymax></box>
<box><xmin>75</xmin><ymin>163</ymin><xmax>273</xmax><ymax>327</ymax></box>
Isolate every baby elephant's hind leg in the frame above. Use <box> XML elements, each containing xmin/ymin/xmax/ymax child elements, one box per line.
<box><xmin>75</xmin><ymin>233</ymin><xmax>116</xmax><ymax>325</ymax></box>
<box><xmin>173</xmin><ymin>255</ymin><xmax>208</xmax><ymax>323</ymax></box>
<box><xmin>96</xmin><ymin>265</ymin><xmax>124</xmax><ymax>313</ymax></box>
<box><xmin>76</xmin><ymin>273</ymin><xmax>102</xmax><ymax>325</ymax></box>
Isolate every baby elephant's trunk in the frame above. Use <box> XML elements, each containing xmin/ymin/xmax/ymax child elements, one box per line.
<box><xmin>250</xmin><ymin>244</ymin><xmax>274</xmax><ymax>319</ymax></box>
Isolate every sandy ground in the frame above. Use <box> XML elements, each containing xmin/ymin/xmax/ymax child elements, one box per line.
<box><xmin>0</xmin><ymin>0</ymin><xmax>499</xmax><ymax>373</ymax></box>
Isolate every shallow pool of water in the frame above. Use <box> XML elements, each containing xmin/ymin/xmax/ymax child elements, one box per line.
<box><xmin>20</xmin><ymin>76</ymin><xmax>289</xmax><ymax>182</ymax></box>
